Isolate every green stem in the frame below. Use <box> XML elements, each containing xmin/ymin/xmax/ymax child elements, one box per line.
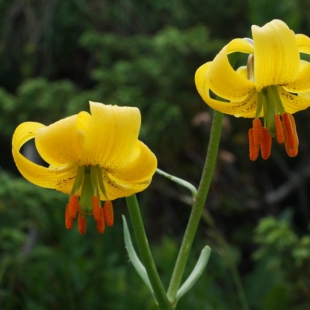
<box><xmin>126</xmin><ymin>195</ymin><xmax>173</xmax><ymax>310</ymax></box>
<box><xmin>167</xmin><ymin>110</ymin><xmax>223</xmax><ymax>303</ymax></box>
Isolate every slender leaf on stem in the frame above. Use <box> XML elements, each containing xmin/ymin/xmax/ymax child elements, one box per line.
<box><xmin>176</xmin><ymin>246</ymin><xmax>211</xmax><ymax>302</ymax></box>
<box><xmin>122</xmin><ymin>215</ymin><xmax>155</xmax><ymax>297</ymax></box>
<box><xmin>126</xmin><ymin>195</ymin><xmax>173</xmax><ymax>310</ymax></box>
<box><xmin>156</xmin><ymin>168</ymin><xmax>198</xmax><ymax>200</ymax></box>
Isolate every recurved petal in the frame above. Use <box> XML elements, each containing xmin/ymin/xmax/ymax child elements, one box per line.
<box><xmin>12</xmin><ymin>122</ymin><xmax>77</xmax><ymax>193</ymax></box>
<box><xmin>81</xmin><ymin>102</ymin><xmax>141</xmax><ymax>169</ymax></box>
<box><xmin>285</xmin><ymin>61</ymin><xmax>310</xmax><ymax>93</ymax></box>
<box><xmin>96</xmin><ymin>141</ymin><xmax>157</xmax><ymax>201</ymax></box>
<box><xmin>203</xmin><ymin>39</ymin><xmax>254</xmax><ymax>101</ymax></box>
<box><xmin>35</xmin><ymin>112</ymin><xmax>90</xmax><ymax>165</ymax></box>
<box><xmin>111</xmin><ymin>140</ymin><xmax>157</xmax><ymax>182</ymax></box>
<box><xmin>296</xmin><ymin>34</ymin><xmax>310</xmax><ymax>54</ymax></box>
<box><xmin>252</xmin><ymin>20</ymin><xmax>300</xmax><ymax>92</ymax></box>
<box><xmin>279</xmin><ymin>87</ymin><xmax>310</xmax><ymax>113</ymax></box>
<box><xmin>236</xmin><ymin>66</ymin><xmax>248</xmax><ymax>79</ymax></box>
<box><xmin>196</xmin><ymin>62</ymin><xmax>258</xmax><ymax>118</ymax></box>
<box><xmin>99</xmin><ymin>171</ymin><xmax>153</xmax><ymax>201</ymax></box>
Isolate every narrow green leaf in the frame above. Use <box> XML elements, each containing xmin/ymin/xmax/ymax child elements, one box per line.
<box><xmin>156</xmin><ymin>168</ymin><xmax>197</xmax><ymax>200</ymax></box>
<box><xmin>122</xmin><ymin>215</ymin><xmax>155</xmax><ymax>296</ymax></box>
<box><xmin>176</xmin><ymin>246</ymin><xmax>211</xmax><ymax>302</ymax></box>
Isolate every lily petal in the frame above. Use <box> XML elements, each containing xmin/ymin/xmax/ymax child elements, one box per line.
<box><xmin>12</xmin><ymin>122</ymin><xmax>77</xmax><ymax>192</ymax></box>
<box><xmin>253</xmin><ymin>20</ymin><xmax>300</xmax><ymax>92</ymax></box>
<box><xmin>101</xmin><ymin>171</ymin><xmax>152</xmax><ymax>201</ymax></box>
<box><xmin>111</xmin><ymin>141</ymin><xmax>157</xmax><ymax>182</ymax></box>
<box><xmin>196</xmin><ymin>62</ymin><xmax>257</xmax><ymax>117</ymax></box>
<box><xmin>35</xmin><ymin>112</ymin><xmax>90</xmax><ymax>165</ymax></box>
<box><xmin>285</xmin><ymin>61</ymin><xmax>310</xmax><ymax>93</ymax></box>
<box><xmin>279</xmin><ymin>87</ymin><xmax>310</xmax><ymax>113</ymax></box>
<box><xmin>296</xmin><ymin>34</ymin><xmax>310</xmax><ymax>54</ymax></box>
<box><xmin>204</xmin><ymin>39</ymin><xmax>254</xmax><ymax>101</ymax></box>
<box><xmin>81</xmin><ymin>102</ymin><xmax>141</xmax><ymax>169</ymax></box>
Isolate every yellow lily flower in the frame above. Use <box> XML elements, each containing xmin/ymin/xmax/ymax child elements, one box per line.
<box><xmin>195</xmin><ymin>19</ymin><xmax>310</xmax><ymax>160</ymax></box>
<box><xmin>12</xmin><ymin>101</ymin><xmax>157</xmax><ymax>234</ymax></box>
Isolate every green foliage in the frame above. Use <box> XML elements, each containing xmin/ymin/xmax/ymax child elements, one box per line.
<box><xmin>248</xmin><ymin>0</ymin><xmax>300</xmax><ymax>28</ymax></box>
<box><xmin>1</xmin><ymin>0</ymin><xmax>310</xmax><ymax>309</ymax></box>
<box><xmin>79</xmin><ymin>24</ymin><xmax>223</xmax><ymax>158</ymax></box>
<box><xmin>246</xmin><ymin>213</ymin><xmax>310</xmax><ymax>310</ymax></box>
<box><xmin>0</xmin><ymin>171</ymin><xmax>157</xmax><ymax>310</ymax></box>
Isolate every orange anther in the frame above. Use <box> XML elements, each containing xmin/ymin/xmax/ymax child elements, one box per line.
<box><xmin>104</xmin><ymin>201</ymin><xmax>114</xmax><ymax>227</ymax></box>
<box><xmin>249</xmin><ymin>128</ymin><xmax>259</xmax><ymax>161</ymax></box>
<box><xmin>96</xmin><ymin>208</ymin><xmax>105</xmax><ymax>234</ymax></box>
<box><xmin>252</xmin><ymin>118</ymin><xmax>263</xmax><ymax>147</ymax></box>
<box><xmin>286</xmin><ymin>147</ymin><xmax>298</xmax><ymax>157</ymax></box>
<box><xmin>92</xmin><ymin>196</ymin><xmax>101</xmax><ymax>222</ymax></box>
<box><xmin>282</xmin><ymin>113</ymin><xmax>299</xmax><ymax>157</ymax></box>
<box><xmin>78</xmin><ymin>214</ymin><xmax>87</xmax><ymax>235</ymax></box>
<box><xmin>65</xmin><ymin>204</ymin><xmax>74</xmax><ymax>230</ymax></box>
<box><xmin>68</xmin><ymin>195</ymin><xmax>79</xmax><ymax>219</ymax></box>
<box><xmin>274</xmin><ymin>114</ymin><xmax>284</xmax><ymax>144</ymax></box>
<box><xmin>96</xmin><ymin>218</ymin><xmax>105</xmax><ymax>234</ymax></box>
<box><xmin>260</xmin><ymin>128</ymin><xmax>272</xmax><ymax>160</ymax></box>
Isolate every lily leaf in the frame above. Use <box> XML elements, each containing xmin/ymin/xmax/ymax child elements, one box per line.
<box><xmin>176</xmin><ymin>245</ymin><xmax>211</xmax><ymax>302</ymax></box>
<box><xmin>122</xmin><ymin>215</ymin><xmax>155</xmax><ymax>296</ymax></box>
<box><xmin>156</xmin><ymin>168</ymin><xmax>197</xmax><ymax>200</ymax></box>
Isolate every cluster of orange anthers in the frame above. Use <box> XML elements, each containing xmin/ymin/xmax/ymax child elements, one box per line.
<box><xmin>248</xmin><ymin>112</ymin><xmax>299</xmax><ymax>161</ymax></box>
<box><xmin>65</xmin><ymin>195</ymin><xmax>114</xmax><ymax>235</ymax></box>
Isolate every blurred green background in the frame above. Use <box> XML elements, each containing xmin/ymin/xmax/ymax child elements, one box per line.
<box><xmin>1</xmin><ymin>0</ymin><xmax>310</xmax><ymax>309</ymax></box>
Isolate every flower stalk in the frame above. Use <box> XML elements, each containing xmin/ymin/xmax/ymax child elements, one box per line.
<box><xmin>167</xmin><ymin>110</ymin><xmax>223</xmax><ymax>303</ymax></box>
<box><xmin>126</xmin><ymin>194</ymin><xmax>173</xmax><ymax>310</ymax></box>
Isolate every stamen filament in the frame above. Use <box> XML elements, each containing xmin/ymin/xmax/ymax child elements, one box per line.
<box><xmin>256</xmin><ymin>92</ymin><xmax>264</xmax><ymax>119</ymax></box>
<box><xmin>267</xmin><ymin>86</ymin><xmax>285</xmax><ymax>115</ymax></box>
<box><xmin>79</xmin><ymin>167</ymin><xmax>94</xmax><ymax>215</ymax></box>
<box><xmin>263</xmin><ymin>88</ymin><xmax>277</xmax><ymax>134</ymax></box>
<box><xmin>71</xmin><ymin>166</ymin><xmax>85</xmax><ymax>194</ymax></box>
<box><xmin>90</xmin><ymin>166</ymin><xmax>99</xmax><ymax>196</ymax></box>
